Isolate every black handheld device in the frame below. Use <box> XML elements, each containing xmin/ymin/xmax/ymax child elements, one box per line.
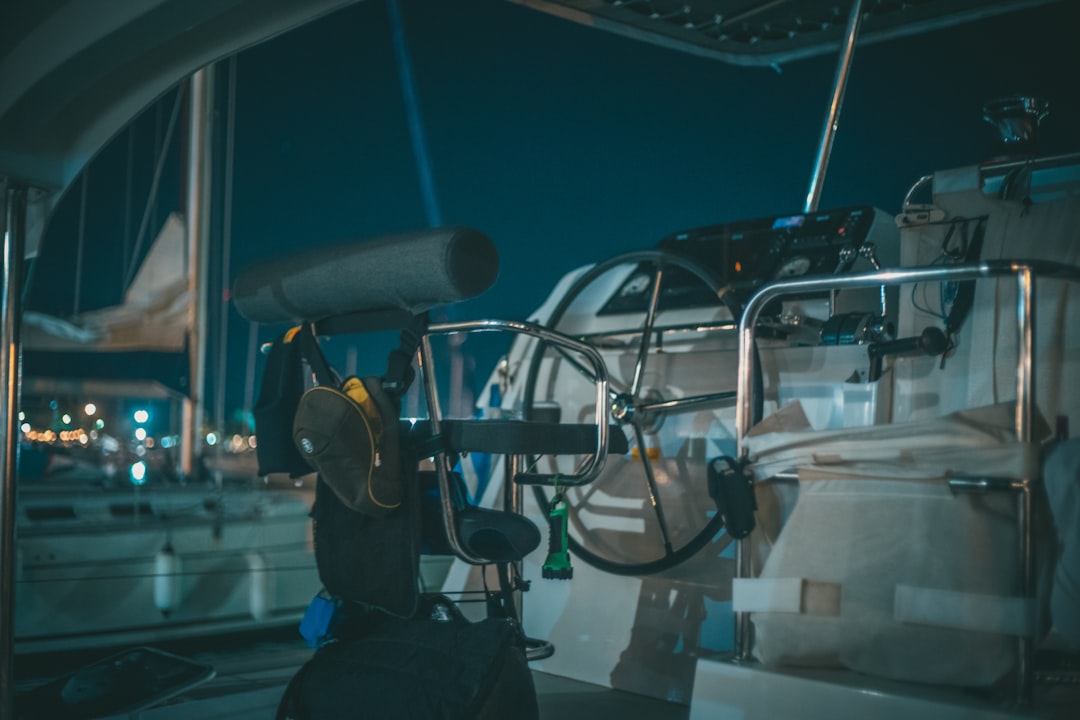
<box><xmin>16</xmin><ymin>646</ymin><xmax>215</xmax><ymax>719</ymax></box>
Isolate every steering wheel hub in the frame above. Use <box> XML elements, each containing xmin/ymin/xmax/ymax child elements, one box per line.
<box><xmin>611</xmin><ymin>393</ymin><xmax>635</xmax><ymax>423</ymax></box>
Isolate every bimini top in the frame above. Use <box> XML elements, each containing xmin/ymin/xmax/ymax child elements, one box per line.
<box><xmin>0</xmin><ymin>0</ymin><xmax>361</xmax><ymax>254</ymax></box>
<box><xmin>0</xmin><ymin>0</ymin><xmax>1059</xmax><ymax>255</ymax></box>
<box><xmin>510</xmin><ymin>0</ymin><xmax>1058</xmax><ymax>67</ymax></box>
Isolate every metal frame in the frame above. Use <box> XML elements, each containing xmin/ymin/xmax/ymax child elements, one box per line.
<box><xmin>733</xmin><ymin>259</ymin><xmax>1080</xmax><ymax>706</ymax></box>
<box><xmin>804</xmin><ymin>0</ymin><xmax>864</xmax><ymax>214</ymax></box>
<box><xmin>418</xmin><ymin>318</ymin><xmax>611</xmax><ymax>565</ymax></box>
<box><xmin>1</xmin><ymin>180</ymin><xmax>27</xmax><ymax>720</ymax></box>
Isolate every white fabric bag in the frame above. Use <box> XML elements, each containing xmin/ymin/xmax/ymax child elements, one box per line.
<box><xmin>736</xmin><ymin>402</ymin><xmax>1047</xmax><ymax>686</ymax></box>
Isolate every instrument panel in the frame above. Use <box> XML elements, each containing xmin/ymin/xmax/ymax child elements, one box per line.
<box><xmin>599</xmin><ymin>206</ymin><xmax>897</xmax><ymax>315</ymax></box>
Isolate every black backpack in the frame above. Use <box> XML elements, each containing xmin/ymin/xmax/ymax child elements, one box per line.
<box><xmin>270</xmin><ymin>319</ymin><xmax>539</xmax><ymax>719</ymax></box>
<box><xmin>277</xmin><ymin>597</ymin><xmax>538</xmax><ymax>720</ymax></box>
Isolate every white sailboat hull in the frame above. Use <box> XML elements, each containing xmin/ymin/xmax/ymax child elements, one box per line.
<box><xmin>15</xmin><ymin>484</ymin><xmax>320</xmax><ymax>653</ymax></box>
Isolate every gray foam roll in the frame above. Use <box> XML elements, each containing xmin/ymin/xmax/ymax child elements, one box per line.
<box><xmin>232</xmin><ymin>227</ymin><xmax>499</xmax><ymax>324</ymax></box>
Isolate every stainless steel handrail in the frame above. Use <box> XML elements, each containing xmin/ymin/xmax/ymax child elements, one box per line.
<box><xmin>732</xmin><ymin>258</ymin><xmax>1080</xmax><ymax>705</ymax></box>
<box><xmin>0</xmin><ymin>181</ymin><xmax>27</xmax><ymax>720</ymax></box>
<box><xmin>420</xmin><ymin>318</ymin><xmax>611</xmax><ymax>565</ymax></box>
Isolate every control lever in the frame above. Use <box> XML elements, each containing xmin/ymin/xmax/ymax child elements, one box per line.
<box><xmin>835</xmin><ymin>241</ymin><xmax>881</xmax><ymax>272</ymax></box>
<box><xmin>833</xmin><ymin>243</ymin><xmax>887</xmax><ymax>317</ymax></box>
<box><xmin>859</xmin><ymin>242</ymin><xmax>888</xmax><ymax>317</ymax></box>
<box><xmin>834</xmin><ymin>245</ymin><xmax>857</xmax><ymax>274</ymax></box>
<box><xmin>867</xmin><ymin>326</ymin><xmax>948</xmax><ymax>382</ymax></box>
<box><xmin>859</xmin><ymin>241</ymin><xmax>881</xmax><ymax>269</ymax></box>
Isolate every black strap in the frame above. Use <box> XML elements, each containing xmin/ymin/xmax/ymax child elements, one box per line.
<box><xmin>383</xmin><ymin>312</ymin><xmax>428</xmax><ymax>399</ymax></box>
<box><xmin>295</xmin><ymin>322</ymin><xmax>338</xmax><ymax>388</ymax></box>
<box><xmin>707</xmin><ymin>455</ymin><xmax>756</xmax><ymax>540</ymax></box>
<box><xmin>944</xmin><ymin>216</ymin><xmax>987</xmax><ymax>337</ymax></box>
<box><xmin>294</xmin><ymin>314</ymin><xmax>425</xmax><ymax>397</ymax></box>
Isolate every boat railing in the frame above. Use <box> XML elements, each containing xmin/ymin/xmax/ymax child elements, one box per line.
<box><xmin>732</xmin><ymin>258</ymin><xmax>1080</xmax><ymax>707</ymax></box>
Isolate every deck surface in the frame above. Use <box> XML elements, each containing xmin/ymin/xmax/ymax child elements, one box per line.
<box><xmin>15</xmin><ymin>628</ymin><xmax>691</xmax><ymax>719</ymax></box>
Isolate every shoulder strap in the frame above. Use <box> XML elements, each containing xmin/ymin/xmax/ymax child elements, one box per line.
<box><xmin>382</xmin><ymin>313</ymin><xmax>428</xmax><ymax>399</ymax></box>
<box><xmin>295</xmin><ymin>322</ymin><xmax>338</xmax><ymax>388</ymax></box>
<box><xmin>295</xmin><ymin>315</ymin><xmax>426</xmax><ymax>397</ymax></box>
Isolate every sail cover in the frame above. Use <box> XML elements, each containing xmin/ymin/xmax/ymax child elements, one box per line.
<box><xmin>22</xmin><ymin>213</ymin><xmax>189</xmax><ymax>353</ymax></box>
<box><xmin>510</xmin><ymin>0</ymin><xmax>1059</xmax><ymax>67</ymax></box>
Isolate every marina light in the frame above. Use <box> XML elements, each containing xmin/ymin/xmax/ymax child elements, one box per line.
<box><xmin>84</xmin><ymin>403</ymin><xmax>97</xmax><ymax>416</ymax></box>
<box><xmin>79</xmin><ymin>433</ymin><xmax>88</xmax><ymax>445</ymax></box>
<box><xmin>133</xmin><ymin>409</ymin><xmax>150</xmax><ymax>424</ymax></box>
<box><xmin>135</xmin><ymin>427</ymin><xmax>147</xmax><ymax>441</ymax></box>
<box><xmin>130</xmin><ymin>461</ymin><xmax>147</xmax><ymax>485</ymax></box>
<box><xmin>206</xmin><ymin>432</ymin><xmax>218</xmax><ymax>446</ymax></box>
<box><xmin>95</xmin><ymin>419</ymin><xmax>105</xmax><ymax>429</ymax></box>
<box><xmin>61</xmin><ymin>413</ymin><xmax>72</xmax><ymax>425</ymax></box>
<box><xmin>18</xmin><ymin>411</ymin><xmax>24</xmax><ymax>421</ymax></box>
<box><xmin>20</xmin><ymin>422</ymin><xmax>30</xmax><ymax>434</ymax></box>
<box><xmin>248</xmin><ymin>435</ymin><xmax>257</xmax><ymax>449</ymax></box>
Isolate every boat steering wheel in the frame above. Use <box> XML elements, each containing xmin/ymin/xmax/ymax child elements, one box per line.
<box><xmin>522</xmin><ymin>249</ymin><xmax>752</xmax><ymax>576</ymax></box>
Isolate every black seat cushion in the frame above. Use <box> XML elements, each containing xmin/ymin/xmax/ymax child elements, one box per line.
<box><xmin>418</xmin><ymin>471</ymin><xmax>540</xmax><ymax>564</ymax></box>
<box><xmin>458</xmin><ymin>505</ymin><xmax>541</xmax><ymax>564</ymax></box>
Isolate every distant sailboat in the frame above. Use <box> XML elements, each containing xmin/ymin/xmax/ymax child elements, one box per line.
<box><xmin>13</xmin><ymin>68</ymin><xmax>321</xmax><ymax>653</ymax></box>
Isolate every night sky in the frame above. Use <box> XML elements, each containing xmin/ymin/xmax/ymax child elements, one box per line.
<box><xmin>23</xmin><ymin>0</ymin><xmax>1080</xmax><ymax>424</ymax></box>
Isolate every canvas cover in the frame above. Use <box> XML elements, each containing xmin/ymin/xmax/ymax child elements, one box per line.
<box><xmin>892</xmin><ymin>162</ymin><xmax>1080</xmax><ymax>430</ymax></box>
<box><xmin>737</xmin><ymin>402</ymin><xmax>1049</xmax><ymax>686</ymax></box>
<box><xmin>1044</xmin><ymin>439</ymin><xmax>1080</xmax><ymax>648</ymax></box>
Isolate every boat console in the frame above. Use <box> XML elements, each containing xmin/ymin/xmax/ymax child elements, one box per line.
<box><xmin>601</xmin><ymin>205</ymin><xmax>898</xmax><ymax>318</ymax></box>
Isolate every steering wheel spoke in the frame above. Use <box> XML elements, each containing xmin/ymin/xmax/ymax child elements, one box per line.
<box><xmin>636</xmin><ymin>390</ymin><xmax>738</xmax><ymax>417</ymax></box>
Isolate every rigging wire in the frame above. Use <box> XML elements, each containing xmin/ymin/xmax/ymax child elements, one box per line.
<box><xmin>124</xmin><ymin>87</ymin><xmax>185</xmax><ymax>289</ymax></box>
<box><xmin>387</xmin><ymin>0</ymin><xmax>442</xmax><ymax>229</ymax></box>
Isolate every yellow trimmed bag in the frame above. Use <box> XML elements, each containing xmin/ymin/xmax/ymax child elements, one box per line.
<box><xmin>293</xmin><ymin>375</ymin><xmax>402</xmax><ymax>516</ymax></box>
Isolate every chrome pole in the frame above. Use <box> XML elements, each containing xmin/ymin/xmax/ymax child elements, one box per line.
<box><xmin>418</xmin><ymin>333</ymin><xmax>487</xmax><ymax>564</ymax></box>
<box><xmin>181</xmin><ymin>67</ymin><xmax>214</xmax><ymax>480</ymax></box>
<box><xmin>1015</xmin><ymin>267</ymin><xmax>1035</xmax><ymax>705</ymax></box>
<box><xmin>1</xmin><ymin>180</ymin><xmax>27</xmax><ymax>720</ymax></box>
<box><xmin>507</xmin><ymin>453</ymin><xmax>524</xmax><ymax>620</ymax></box>
<box><xmin>734</xmin><ymin>298</ymin><xmax>756</xmax><ymax>660</ymax></box>
<box><xmin>804</xmin><ymin>0</ymin><xmax>865</xmax><ymax>213</ymax></box>
<box><xmin>735</xmin><ymin>261</ymin><xmax>1080</xmax><ymax>447</ymax></box>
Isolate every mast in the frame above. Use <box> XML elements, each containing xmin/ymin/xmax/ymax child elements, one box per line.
<box><xmin>181</xmin><ymin>67</ymin><xmax>214</xmax><ymax>479</ymax></box>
